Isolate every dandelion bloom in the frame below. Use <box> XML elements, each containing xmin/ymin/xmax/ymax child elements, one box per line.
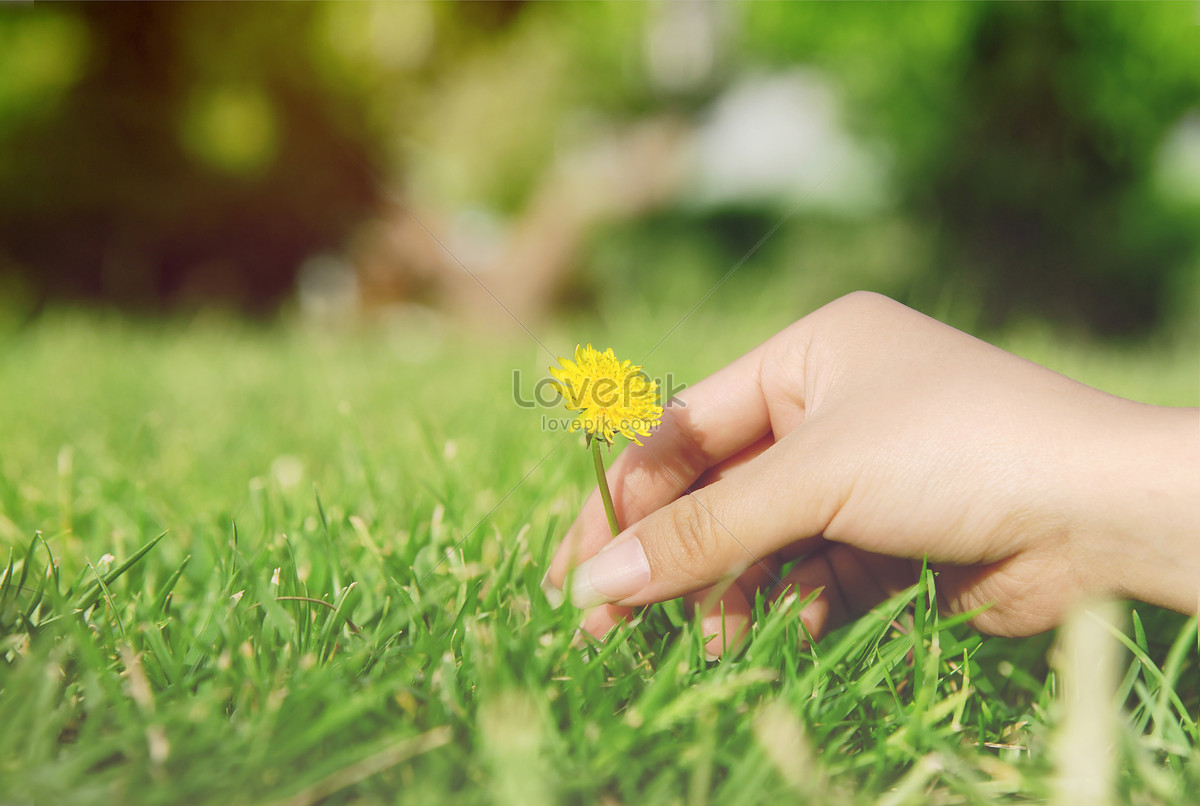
<box><xmin>550</xmin><ymin>344</ymin><xmax>663</xmax><ymax>446</ymax></box>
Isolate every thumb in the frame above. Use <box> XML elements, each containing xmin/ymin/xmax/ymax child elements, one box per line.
<box><xmin>567</xmin><ymin>433</ymin><xmax>836</xmax><ymax>609</ymax></box>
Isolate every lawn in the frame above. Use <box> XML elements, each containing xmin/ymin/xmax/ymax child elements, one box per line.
<box><xmin>0</xmin><ymin>289</ymin><xmax>1196</xmax><ymax>805</ymax></box>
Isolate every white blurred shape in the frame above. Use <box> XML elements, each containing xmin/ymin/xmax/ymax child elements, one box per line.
<box><xmin>270</xmin><ymin>455</ymin><xmax>304</xmax><ymax>490</ymax></box>
<box><xmin>1051</xmin><ymin>600</ymin><xmax>1122</xmax><ymax>806</ymax></box>
<box><xmin>689</xmin><ymin>70</ymin><xmax>888</xmax><ymax>213</ymax></box>
<box><xmin>1156</xmin><ymin>111</ymin><xmax>1200</xmax><ymax>204</ymax></box>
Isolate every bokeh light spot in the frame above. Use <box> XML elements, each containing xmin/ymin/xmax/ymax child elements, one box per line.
<box><xmin>180</xmin><ymin>85</ymin><xmax>278</xmax><ymax>176</ymax></box>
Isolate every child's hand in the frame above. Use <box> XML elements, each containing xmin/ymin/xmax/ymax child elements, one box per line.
<box><xmin>544</xmin><ymin>292</ymin><xmax>1199</xmax><ymax>658</ymax></box>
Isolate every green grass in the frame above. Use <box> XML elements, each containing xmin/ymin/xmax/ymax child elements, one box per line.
<box><xmin>0</xmin><ymin>293</ymin><xmax>1196</xmax><ymax>805</ymax></box>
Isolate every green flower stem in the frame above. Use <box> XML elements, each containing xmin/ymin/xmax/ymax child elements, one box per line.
<box><xmin>591</xmin><ymin>438</ymin><xmax>621</xmax><ymax>537</ymax></box>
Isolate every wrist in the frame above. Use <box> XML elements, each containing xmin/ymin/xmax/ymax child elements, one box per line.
<box><xmin>1085</xmin><ymin>404</ymin><xmax>1200</xmax><ymax>614</ymax></box>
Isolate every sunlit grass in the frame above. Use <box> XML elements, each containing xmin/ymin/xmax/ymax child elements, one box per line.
<box><xmin>0</xmin><ymin>291</ymin><xmax>1196</xmax><ymax>805</ymax></box>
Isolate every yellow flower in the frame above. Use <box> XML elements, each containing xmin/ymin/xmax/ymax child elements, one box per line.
<box><xmin>549</xmin><ymin>344</ymin><xmax>663</xmax><ymax>446</ymax></box>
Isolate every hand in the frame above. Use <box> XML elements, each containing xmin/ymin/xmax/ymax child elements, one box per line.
<box><xmin>543</xmin><ymin>292</ymin><xmax>1200</xmax><ymax>658</ymax></box>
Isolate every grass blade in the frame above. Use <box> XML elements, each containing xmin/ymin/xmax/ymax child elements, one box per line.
<box><xmin>153</xmin><ymin>554</ymin><xmax>191</xmax><ymax>616</ymax></box>
<box><xmin>72</xmin><ymin>530</ymin><xmax>168</xmax><ymax>612</ymax></box>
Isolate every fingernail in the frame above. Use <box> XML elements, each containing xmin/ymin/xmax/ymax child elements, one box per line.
<box><xmin>540</xmin><ymin>568</ymin><xmax>565</xmax><ymax>609</ymax></box>
<box><xmin>569</xmin><ymin>538</ymin><xmax>650</xmax><ymax>609</ymax></box>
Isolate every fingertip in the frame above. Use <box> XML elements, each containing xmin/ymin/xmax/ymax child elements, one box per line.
<box><xmin>795</xmin><ymin>594</ymin><xmax>834</xmax><ymax>643</ymax></box>
<box><xmin>547</xmin><ymin>494</ymin><xmax>611</xmax><ymax>588</ymax></box>
<box><xmin>701</xmin><ymin>611</ymin><xmax>749</xmax><ymax>661</ymax></box>
<box><xmin>690</xmin><ymin>583</ymin><xmax>752</xmax><ymax>662</ymax></box>
<box><xmin>546</xmin><ymin>518</ymin><xmax>584</xmax><ymax>588</ymax></box>
<box><xmin>769</xmin><ymin>578</ymin><xmax>837</xmax><ymax>644</ymax></box>
<box><xmin>581</xmin><ymin>603</ymin><xmax>631</xmax><ymax>639</ymax></box>
<box><xmin>547</xmin><ymin>482</ymin><xmax>624</xmax><ymax>587</ymax></box>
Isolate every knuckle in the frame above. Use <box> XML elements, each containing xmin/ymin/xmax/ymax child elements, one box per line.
<box><xmin>659</xmin><ymin>497</ymin><xmax>720</xmax><ymax>578</ymax></box>
<box><xmin>821</xmin><ymin>290</ymin><xmax>899</xmax><ymax>324</ymax></box>
<box><xmin>839</xmin><ymin>289</ymin><xmax>891</xmax><ymax>311</ymax></box>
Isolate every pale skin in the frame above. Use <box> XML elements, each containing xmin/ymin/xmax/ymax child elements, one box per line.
<box><xmin>543</xmin><ymin>292</ymin><xmax>1200</xmax><ymax>658</ymax></box>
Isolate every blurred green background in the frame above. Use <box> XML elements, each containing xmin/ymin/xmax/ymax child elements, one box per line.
<box><xmin>1</xmin><ymin>8</ymin><xmax>1198</xmax><ymax>801</ymax></box>
<box><xmin>1</xmin><ymin>1</ymin><xmax>1199</xmax><ymax>337</ymax></box>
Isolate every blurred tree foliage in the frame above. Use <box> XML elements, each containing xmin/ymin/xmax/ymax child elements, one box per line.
<box><xmin>0</xmin><ymin>2</ymin><xmax>1196</xmax><ymax>333</ymax></box>
<box><xmin>0</xmin><ymin>4</ymin><xmax>382</xmax><ymax>312</ymax></box>
<box><xmin>741</xmin><ymin>2</ymin><xmax>1200</xmax><ymax>333</ymax></box>
<box><xmin>0</xmin><ymin>3</ymin><xmax>523</xmax><ymax>312</ymax></box>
